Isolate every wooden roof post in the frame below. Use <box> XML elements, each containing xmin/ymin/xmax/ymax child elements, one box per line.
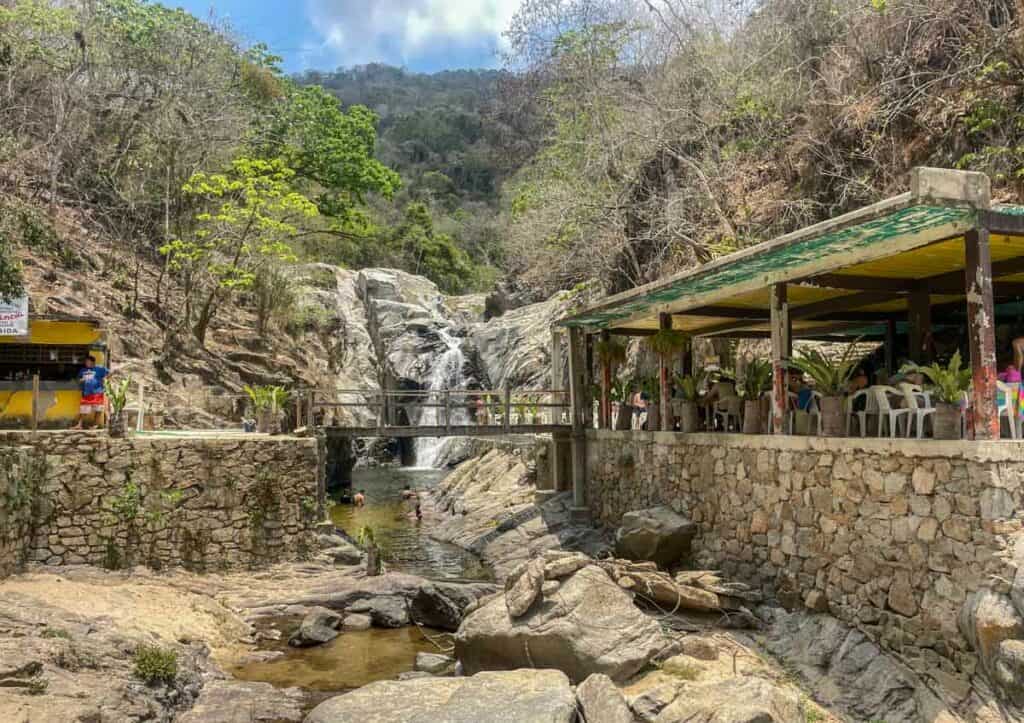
<box><xmin>965</xmin><ymin>226</ymin><xmax>999</xmax><ymax>440</ymax></box>
<box><xmin>585</xmin><ymin>333</ymin><xmax>595</xmax><ymax>429</ymax></box>
<box><xmin>658</xmin><ymin>313</ymin><xmax>673</xmax><ymax>432</ymax></box>
<box><xmin>567</xmin><ymin>326</ymin><xmax>588</xmax><ymax>514</ymax></box>
<box><xmin>599</xmin><ymin>330</ymin><xmax>611</xmax><ymax>430</ymax></box>
<box><xmin>885</xmin><ymin>319</ymin><xmax>896</xmax><ymax>377</ymax></box>
<box><xmin>908</xmin><ymin>284</ymin><xmax>931</xmax><ymax>364</ymax></box>
<box><xmin>770</xmin><ymin>284</ymin><xmax>790</xmax><ymax>434</ymax></box>
<box><xmin>551</xmin><ymin>329</ymin><xmax>564</xmax><ymax>423</ymax></box>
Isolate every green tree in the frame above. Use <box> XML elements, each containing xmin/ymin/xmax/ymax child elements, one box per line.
<box><xmin>160</xmin><ymin>158</ymin><xmax>316</xmax><ymax>344</ymax></box>
<box><xmin>389</xmin><ymin>202</ymin><xmax>473</xmax><ymax>293</ymax></box>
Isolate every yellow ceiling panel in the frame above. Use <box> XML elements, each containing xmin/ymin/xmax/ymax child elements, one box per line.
<box><xmin>834</xmin><ymin>237</ymin><xmax>965</xmax><ymax>279</ymax></box>
<box><xmin>725</xmin><ymin>285</ymin><xmax>852</xmax><ymax>309</ymax></box>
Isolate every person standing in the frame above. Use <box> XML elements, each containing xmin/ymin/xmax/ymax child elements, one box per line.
<box><xmin>75</xmin><ymin>355</ymin><xmax>109</xmax><ymax>429</ymax></box>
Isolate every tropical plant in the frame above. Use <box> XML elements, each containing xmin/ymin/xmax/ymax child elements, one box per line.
<box><xmin>790</xmin><ymin>344</ymin><xmax>861</xmax><ymax>396</ymax></box>
<box><xmin>595</xmin><ymin>337</ymin><xmax>627</xmax><ymax>368</ymax></box>
<box><xmin>104</xmin><ymin>376</ymin><xmax>132</xmax><ymax>415</ymax></box>
<box><xmin>901</xmin><ymin>351</ymin><xmax>971</xmax><ymax>404</ymax></box>
<box><xmin>611</xmin><ymin>378</ymin><xmax>632</xmax><ymax>403</ymax></box>
<box><xmin>645</xmin><ymin>329</ymin><xmax>687</xmax><ymax>358</ymax></box>
<box><xmin>639</xmin><ymin>376</ymin><xmax>660</xmax><ymax>400</ymax></box>
<box><xmin>740</xmin><ymin>359</ymin><xmax>773</xmax><ymax>399</ymax></box>
<box><xmin>675</xmin><ymin>369</ymin><xmax>709</xmax><ymax>402</ymax></box>
<box><xmin>244</xmin><ymin>384</ymin><xmax>288</xmax><ymax>412</ymax></box>
<box><xmin>355</xmin><ymin>525</ymin><xmax>376</xmax><ymax>547</ymax></box>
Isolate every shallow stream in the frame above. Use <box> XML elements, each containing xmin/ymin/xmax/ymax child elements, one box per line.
<box><xmin>231</xmin><ymin>466</ymin><xmax>485</xmax><ymax>702</ymax></box>
<box><xmin>330</xmin><ymin>467</ymin><xmax>491</xmax><ymax>581</ymax></box>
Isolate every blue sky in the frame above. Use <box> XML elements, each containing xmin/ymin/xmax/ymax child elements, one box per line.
<box><xmin>172</xmin><ymin>0</ymin><xmax>522</xmax><ymax>73</ymax></box>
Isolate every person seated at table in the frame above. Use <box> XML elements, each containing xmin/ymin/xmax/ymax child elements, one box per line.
<box><xmin>848</xmin><ymin>368</ymin><xmax>870</xmax><ymax>411</ymax></box>
<box><xmin>787</xmin><ymin>369</ymin><xmax>814</xmax><ymax>411</ymax></box>
<box><xmin>999</xmin><ymin>363</ymin><xmax>1022</xmax><ymax>384</ymax></box>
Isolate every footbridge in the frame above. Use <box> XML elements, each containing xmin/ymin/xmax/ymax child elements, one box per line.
<box><xmin>304</xmin><ymin>388</ymin><xmax>574</xmax><ymax>438</ymax></box>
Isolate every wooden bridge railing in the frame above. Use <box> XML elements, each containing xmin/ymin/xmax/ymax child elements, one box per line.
<box><xmin>299</xmin><ymin>387</ymin><xmax>573</xmax><ymax>433</ymax></box>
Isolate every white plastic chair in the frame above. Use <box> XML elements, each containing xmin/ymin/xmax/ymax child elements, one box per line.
<box><xmin>714</xmin><ymin>395</ymin><xmax>742</xmax><ymax>432</ymax></box>
<box><xmin>806</xmin><ymin>391</ymin><xmax>823</xmax><ymax>436</ymax></box>
<box><xmin>898</xmin><ymin>383</ymin><xmax>935</xmax><ymax>439</ymax></box>
<box><xmin>870</xmin><ymin>386</ymin><xmax>911</xmax><ymax>438</ymax></box>
<box><xmin>846</xmin><ymin>389</ymin><xmax>871</xmax><ymax>436</ymax></box>
<box><xmin>997</xmin><ymin>381</ymin><xmax>1020</xmax><ymax>439</ymax></box>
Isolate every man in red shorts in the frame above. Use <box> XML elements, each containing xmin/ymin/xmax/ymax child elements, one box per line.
<box><xmin>75</xmin><ymin>355</ymin><xmax>109</xmax><ymax>429</ymax></box>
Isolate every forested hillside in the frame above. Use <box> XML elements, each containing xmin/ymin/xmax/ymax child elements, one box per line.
<box><xmin>496</xmin><ymin>0</ymin><xmax>1024</xmax><ymax>297</ymax></box>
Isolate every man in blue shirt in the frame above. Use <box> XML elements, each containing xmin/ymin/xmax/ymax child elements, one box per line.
<box><xmin>76</xmin><ymin>355</ymin><xmax>109</xmax><ymax>428</ymax></box>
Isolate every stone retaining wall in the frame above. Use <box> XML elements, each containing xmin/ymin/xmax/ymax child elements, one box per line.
<box><xmin>0</xmin><ymin>432</ymin><xmax>321</xmax><ymax>576</ymax></box>
<box><xmin>586</xmin><ymin>430</ymin><xmax>1023</xmax><ymax>688</ymax></box>
<box><xmin>0</xmin><ymin>446</ymin><xmax>45</xmax><ymax>577</ymax></box>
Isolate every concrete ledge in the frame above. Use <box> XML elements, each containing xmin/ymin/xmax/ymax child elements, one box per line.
<box><xmin>586</xmin><ymin>428</ymin><xmax>1024</xmax><ymax>462</ymax></box>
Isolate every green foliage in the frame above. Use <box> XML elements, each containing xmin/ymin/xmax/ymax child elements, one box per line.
<box><xmin>901</xmin><ymin>351</ymin><xmax>971</xmax><ymax>404</ymax></box>
<box><xmin>610</xmin><ymin>378</ymin><xmax>631</xmax><ymax>403</ymax></box>
<box><xmin>40</xmin><ymin>627</ymin><xmax>71</xmax><ymax>639</ymax></box>
<box><xmin>675</xmin><ymin>369</ymin><xmax>709</xmax><ymax>402</ymax></box>
<box><xmin>133</xmin><ymin>645</ymin><xmax>178</xmax><ymax>685</ymax></box>
<box><xmin>243</xmin><ymin>384</ymin><xmax>288</xmax><ymax>412</ymax></box>
<box><xmin>645</xmin><ymin>330</ymin><xmax>688</xmax><ymax>358</ymax></box>
<box><xmin>104</xmin><ymin>376</ymin><xmax>132</xmax><ymax>415</ymax></box>
<box><xmin>791</xmin><ymin>345</ymin><xmax>861</xmax><ymax>396</ymax></box>
<box><xmin>740</xmin><ymin>359</ymin><xmax>773</xmax><ymax>399</ymax></box>
<box><xmin>355</xmin><ymin>525</ymin><xmax>376</xmax><ymax>547</ymax></box>
<box><xmin>595</xmin><ymin>337</ymin><xmax>627</xmax><ymax>368</ymax></box>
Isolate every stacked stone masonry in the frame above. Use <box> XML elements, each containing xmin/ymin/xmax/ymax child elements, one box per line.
<box><xmin>0</xmin><ymin>431</ymin><xmax>321</xmax><ymax>576</ymax></box>
<box><xmin>0</xmin><ymin>445</ymin><xmax>43</xmax><ymax>577</ymax></box>
<box><xmin>586</xmin><ymin>430</ymin><xmax>1023</xmax><ymax>687</ymax></box>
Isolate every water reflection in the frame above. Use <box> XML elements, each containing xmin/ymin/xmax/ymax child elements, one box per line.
<box><xmin>330</xmin><ymin>467</ymin><xmax>491</xmax><ymax>581</ymax></box>
<box><xmin>229</xmin><ymin>616</ymin><xmax>441</xmax><ymax>692</ymax></box>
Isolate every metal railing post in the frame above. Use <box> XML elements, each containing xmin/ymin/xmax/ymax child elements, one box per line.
<box><xmin>444</xmin><ymin>389</ymin><xmax>451</xmax><ymax>433</ymax></box>
<box><xmin>504</xmin><ymin>385</ymin><xmax>512</xmax><ymax>433</ymax></box>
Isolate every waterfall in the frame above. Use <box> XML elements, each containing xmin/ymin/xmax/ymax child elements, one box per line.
<box><xmin>414</xmin><ymin>328</ymin><xmax>467</xmax><ymax>467</ymax></box>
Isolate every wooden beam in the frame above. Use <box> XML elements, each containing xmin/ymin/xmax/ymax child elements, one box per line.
<box><xmin>607</xmin><ymin>328</ymin><xmax>657</xmax><ymax>337</ymax></box>
<box><xmin>908</xmin><ymin>285</ymin><xmax>931</xmax><ymax>364</ymax></box>
<box><xmin>791</xmin><ymin>291</ymin><xmax>903</xmax><ymax>320</ymax></box>
<box><xmin>965</xmin><ymin>227</ymin><xmax>999</xmax><ymax>440</ymax></box>
<box><xmin>770</xmin><ymin>284</ymin><xmax>790</xmax><ymax>435</ymax></box>
<box><xmin>658</xmin><ymin>313</ymin><xmax>672</xmax><ymax>432</ymax></box>
<box><xmin>799</xmin><ymin>274</ymin><xmax>911</xmax><ymax>292</ymax></box>
<box><xmin>979</xmin><ymin>209</ymin><xmax>1024</xmax><ymax>236</ymax></box>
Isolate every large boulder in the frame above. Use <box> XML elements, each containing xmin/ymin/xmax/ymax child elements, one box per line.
<box><xmin>652</xmin><ymin>677</ymin><xmax>800</xmax><ymax>723</ymax></box>
<box><xmin>455</xmin><ymin>564</ymin><xmax>670</xmax><ymax>683</ymax></box>
<box><xmin>615</xmin><ymin>506</ymin><xmax>696</xmax><ymax>568</ymax></box>
<box><xmin>960</xmin><ymin>590</ymin><xmax>1024</xmax><ymax>705</ymax></box>
<box><xmin>346</xmin><ymin>596</ymin><xmax>409</xmax><ymax>628</ymax></box>
<box><xmin>576</xmin><ymin>673</ymin><xmax>634</xmax><ymax>723</ymax></box>
<box><xmin>288</xmin><ymin>607</ymin><xmax>343</xmax><ymax>647</ymax></box>
<box><xmin>303</xmin><ymin>669</ymin><xmax>576</xmax><ymax>723</ymax></box>
<box><xmin>409</xmin><ymin>581</ymin><xmax>499</xmax><ymax>632</ymax></box>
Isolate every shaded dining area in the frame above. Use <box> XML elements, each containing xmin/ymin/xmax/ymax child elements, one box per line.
<box><xmin>553</xmin><ymin>167</ymin><xmax>1024</xmax><ymax>452</ymax></box>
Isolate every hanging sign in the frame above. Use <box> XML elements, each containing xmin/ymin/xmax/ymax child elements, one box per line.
<box><xmin>0</xmin><ymin>297</ymin><xmax>29</xmax><ymax>336</ymax></box>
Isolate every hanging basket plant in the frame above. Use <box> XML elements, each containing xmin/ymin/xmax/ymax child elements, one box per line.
<box><xmin>645</xmin><ymin>329</ymin><xmax>687</xmax><ymax>358</ymax></box>
<box><xmin>595</xmin><ymin>337</ymin><xmax>627</xmax><ymax>368</ymax></box>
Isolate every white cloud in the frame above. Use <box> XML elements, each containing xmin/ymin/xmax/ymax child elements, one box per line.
<box><xmin>304</xmin><ymin>0</ymin><xmax>522</xmax><ymax>67</ymax></box>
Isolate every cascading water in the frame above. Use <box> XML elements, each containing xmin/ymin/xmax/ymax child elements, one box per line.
<box><xmin>414</xmin><ymin>327</ymin><xmax>467</xmax><ymax>467</ymax></box>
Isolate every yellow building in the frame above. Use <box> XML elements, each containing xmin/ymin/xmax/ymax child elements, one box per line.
<box><xmin>0</xmin><ymin>315</ymin><xmax>107</xmax><ymax>427</ymax></box>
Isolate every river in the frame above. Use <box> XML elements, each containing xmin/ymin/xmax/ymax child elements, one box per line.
<box><xmin>330</xmin><ymin>467</ymin><xmax>491</xmax><ymax>581</ymax></box>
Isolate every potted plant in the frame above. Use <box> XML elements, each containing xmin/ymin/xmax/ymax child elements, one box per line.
<box><xmin>105</xmin><ymin>376</ymin><xmax>132</xmax><ymax>437</ymax></box>
<box><xmin>244</xmin><ymin>385</ymin><xmax>273</xmax><ymax>433</ymax></box>
<box><xmin>640</xmin><ymin>376</ymin><xmax>660</xmax><ymax>430</ymax></box>
<box><xmin>791</xmin><ymin>344</ymin><xmax>861</xmax><ymax>437</ymax></box>
<box><xmin>739</xmin><ymin>359</ymin><xmax>772</xmax><ymax>434</ymax></box>
<box><xmin>674</xmin><ymin>369</ymin><xmax>708</xmax><ymax>433</ymax></box>
<box><xmin>901</xmin><ymin>352</ymin><xmax>970</xmax><ymax>440</ymax></box>
<box><xmin>612</xmin><ymin>379</ymin><xmax>633</xmax><ymax>430</ymax></box>
<box><xmin>645</xmin><ymin>329</ymin><xmax>688</xmax><ymax>430</ymax></box>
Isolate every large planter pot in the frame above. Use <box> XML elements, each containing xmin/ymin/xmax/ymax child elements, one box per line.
<box><xmin>366</xmin><ymin>545</ymin><xmax>383</xmax><ymax>576</ymax></box>
<box><xmin>679</xmin><ymin>401</ymin><xmax>700</xmax><ymax>433</ymax></box>
<box><xmin>257</xmin><ymin>409</ymin><xmax>273</xmax><ymax>434</ymax></box>
<box><xmin>933</xmin><ymin>402</ymin><xmax>961</xmax><ymax>440</ymax></box>
<box><xmin>742</xmin><ymin>400</ymin><xmax>762</xmax><ymax>434</ymax></box>
<box><xmin>646</xmin><ymin>404</ymin><xmax>660</xmax><ymax>431</ymax></box>
<box><xmin>819</xmin><ymin>396</ymin><xmax>845</xmax><ymax>437</ymax></box>
<box><xmin>615</xmin><ymin>404</ymin><xmax>633</xmax><ymax>431</ymax></box>
<box><xmin>108</xmin><ymin>411</ymin><xmax>126</xmax><ymax>438</ymax></box>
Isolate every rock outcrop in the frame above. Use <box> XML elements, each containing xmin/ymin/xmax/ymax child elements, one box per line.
<box><xmin>455</xmin><ymin>563</ymin><xmax>670</xmax><ymax>683</ymax></box>
<box><xmin>960</xmin><ymin>590</ymin><xmax>1024</xmax><ymax>707</ymax></box>
<box><xmin>576</xmin><ymin>673</ymin><xmax>634</xmax><ymax>723</ymax></box>
<box><xmin>288</xmin><ymin>607</ymin><xmax>343</xmax><ymax>647</ymax></box>
<box><xmin>303</xmin><ymin>669</ymin><xmax>577</xmax><ymax>723</ymax></box>
<box><xmin>615</xmin><ymin>506</ymin><xmax>696</xmax><ymax>568</ymax></box>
